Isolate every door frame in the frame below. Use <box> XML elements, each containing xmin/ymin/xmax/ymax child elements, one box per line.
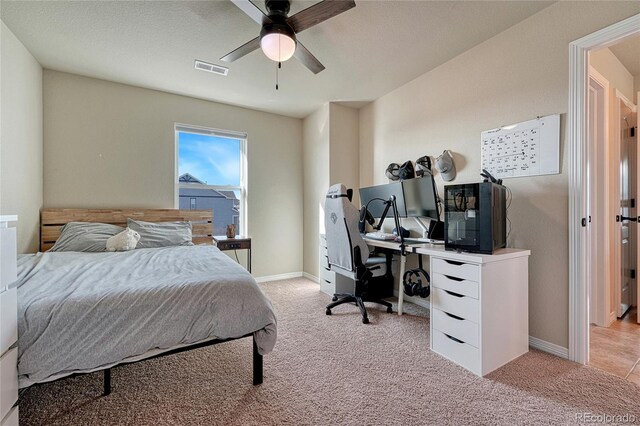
<box><xmin>568</xmin><ymin>13</ymin><xmax>640</xmax><ymax>364</ymax></box>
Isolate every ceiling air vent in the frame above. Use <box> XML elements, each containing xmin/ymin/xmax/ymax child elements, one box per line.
<box><xmin>194</xmin><ymin>60</ymin><xmax>228</xmax><ymax>76</ymax></box>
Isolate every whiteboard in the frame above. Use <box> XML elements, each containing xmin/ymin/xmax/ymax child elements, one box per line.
<box><xmin>481</xmin><ymin>114</ymin><xmax>560</xmax><ymax>179</ymax></box>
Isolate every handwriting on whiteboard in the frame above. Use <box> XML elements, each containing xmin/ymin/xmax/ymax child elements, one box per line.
<box><xmin>481</xmin><ymin>114</ymin><xmax>559</xmax><ymax>179</ymax></box>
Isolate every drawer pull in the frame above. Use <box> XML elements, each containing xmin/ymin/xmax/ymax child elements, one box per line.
<box><xmin>443</xmin><ymin>274</ymin><xmax>464</xmax><ymax>282</ymax></box>
<box><xmin>444</xmin><ymin>290</ymin><xmax>464</xmax><ymax>298</ymax></box>
<box><xmin>444</xmin><ymin>259</ymin><xmax>464</xmax><ymax>266</ymax></box>
<box><xmin>444</xmin><ymin>333</ymin><xmax>465</xmax><ymax>344</ymax></box>
<box><xmin>444</xmin><ymin>311</ymin><xmax>464</xmax><ymax>321</ymax></box>
<box><xmin>324</xmin><ymin>280</ymin><xmax>331</xmax><ymax>284</ymax></box>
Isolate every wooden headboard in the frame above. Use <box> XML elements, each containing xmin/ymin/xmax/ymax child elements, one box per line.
<box><xmin>40</xmin><ymin>209</ymin><xmax>213</xmax><ymax>252</ymax></box>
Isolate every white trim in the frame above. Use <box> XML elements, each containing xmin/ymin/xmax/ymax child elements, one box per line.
<box><xmin>568</xmin><ymin>13</ymin><xmax>640</xmax><ymax>365</ymax></box>
<box><xmin>615</xmin><ymin>89</ymin><xmax>636</xmax><ymax>111</ymax></box>
<box><xmin>303</xmin><ymin>272</ymin><xmax>320</xmax><ymax>283</ymax></box>
<box><xmin>254</xmin><ymin>272</ymin><xmax>303</xmax><ymax>283</ymax></box>
<box><xmin>174</xmin><ymin>123</ymin><xmax>247</xmax><ymax>139</ymax></box>
<box><xmin>529</xmin><ymin>336</ymin><xmax>569</xmax><ymax>359</ymax></box>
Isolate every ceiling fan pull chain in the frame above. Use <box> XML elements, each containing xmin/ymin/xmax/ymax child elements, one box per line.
<box><xmin>276</xmin><ymin>62</ymin><xmax>279</xmax><ymax>90</ymax></box>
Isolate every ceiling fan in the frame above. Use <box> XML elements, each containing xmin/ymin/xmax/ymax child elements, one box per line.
<box><xmin>221</xmin><ymin>0</ymin><xmax>356</xmax><ymax>74</ymax></box>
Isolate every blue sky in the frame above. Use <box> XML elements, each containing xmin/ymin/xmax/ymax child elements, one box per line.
<box><xmin>178</xmin><ymin>132</ymin><xmax>241</xmax><ymax>186</ymax></box>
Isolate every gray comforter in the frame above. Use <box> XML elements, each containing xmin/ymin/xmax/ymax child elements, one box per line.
<box><xmin>16</xmin><ymin>245</ymin><xmax>277</xmax><ymax>387</ymax></box>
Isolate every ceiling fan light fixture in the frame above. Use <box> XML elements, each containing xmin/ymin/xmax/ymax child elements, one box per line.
<box><xmin>260</xmin><ymin>21</ymin><xmax>296</xmax><ymax>62</ymax></box>
<box><xmin>261</xmin><ymin>32</ymin><xmax>296</xmax><ymax>62</ymax></box>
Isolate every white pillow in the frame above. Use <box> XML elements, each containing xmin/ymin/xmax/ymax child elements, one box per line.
<box><xmin>106</xmin><ymin>227</ymin><xmax>141</xmax><ymax>252</ymax></box>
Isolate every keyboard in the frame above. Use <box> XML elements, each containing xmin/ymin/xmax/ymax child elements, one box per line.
<box><xmin>365</xmin><ymin>232</ymin><xmax>397</xmax><ymax>241</ymax></box>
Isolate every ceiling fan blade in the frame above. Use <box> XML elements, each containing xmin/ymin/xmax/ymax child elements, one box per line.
<box><xmin>230</xmin><ymin>0</ymin><xmax>271</xmax><ymax>25</ymax></box>
<box><xmin>287</xmin><ymin>0</ymin><xmax>355</xmax><ymax>34</ymax></box>
<box><xmin>294</xmin><ymin>41</ymin><xmax>325</xmax><ymax>74</ymax></box>
<box><xmin>220</xmin><ymin>37</ymin><xmax>261</xmax><ymax>63</ymax></box>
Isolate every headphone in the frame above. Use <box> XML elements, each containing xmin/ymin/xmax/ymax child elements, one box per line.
<box><xmin>402</xmin><ymin>268</ymin><xmax>430</xmax><ymax>298</ymax></box>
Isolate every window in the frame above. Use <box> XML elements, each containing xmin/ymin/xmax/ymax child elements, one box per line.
<box><xmin>176</xmin><ymin>124</ymin><xmax>247</xmax><ymax>236</ymax></box>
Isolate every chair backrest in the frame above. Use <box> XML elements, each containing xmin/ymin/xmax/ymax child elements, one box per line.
<box><xmin>324</xmin><ymin>184</ymin><xmax>369</xmax><ymax>276</ymax></box>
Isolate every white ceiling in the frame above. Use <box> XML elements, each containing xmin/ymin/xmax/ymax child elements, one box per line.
<box><xmin>1</xmin><ymin>0</ymin><xmax>553</xmax><ymax>118</ymax></box>
<box><xmin>609</xmin><ymin>35</ymin><xmax>640</xmax><ymax>76</ymax></box>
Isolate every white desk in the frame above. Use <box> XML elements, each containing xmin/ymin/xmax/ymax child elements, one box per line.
<box><xmin>365</xmin><ymin>237</ymin><xmax>531</xmax><ymax>376</ymax></box>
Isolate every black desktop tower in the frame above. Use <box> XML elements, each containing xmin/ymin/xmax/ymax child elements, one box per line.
<box><xmin>443</xmin><ymin>182</ymin><xmax>507</xmax><ymax>254</ymax></box>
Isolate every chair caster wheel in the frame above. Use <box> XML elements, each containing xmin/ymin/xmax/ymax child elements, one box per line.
<box><xmin>326</xmin><ymin>309</ymin><xmax>332</xmax><ymax>315</ymax></box>
<box><xmin>331</xmin><ymin>296</ymin><xmax>338</xmax><ymax>302</ymax></box>
<box><xmin>387</xmin><ymin>307</ymin><xmax>393</xmax><ymax>313</ymax></box>
<box><xmin>362</xmin><ymin>317</ymin><xmax>369</xmax><ymax>324</ymax></box>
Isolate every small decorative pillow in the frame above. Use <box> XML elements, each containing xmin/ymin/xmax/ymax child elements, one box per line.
<box><xmin>106</xmin><ymin>227</ymin><xmax>141</xmax><ymax>252</ymax></box>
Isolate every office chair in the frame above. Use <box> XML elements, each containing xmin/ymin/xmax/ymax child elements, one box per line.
<box><xmin>324</xmin><ymin>184</ymin><xmax>393</xmax><ymax>324</ymax></box>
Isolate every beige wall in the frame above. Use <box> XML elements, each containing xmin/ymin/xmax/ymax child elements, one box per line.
<box><xmin>0</xmin><ymin>22</ymin><xmax>43</xmax><ymax>253</ymax></box>
<box><xmin>329</xmin><ymin>103</ymin><xmax>360</xmax><ymax>204</ymax></box>
<box><xmin>635</xmin><ymin>75</ymin><xmax>640</xmax><ymax>104</ymax></box>
<box><xmin>590</xmin><ymin>48</ymin><xmax>635</xmax><ymax>101</ymax></box>
<box><xmin>358</xmin><ymin>2</ymin><xmax>640</xmax><ymax>348</ymax></box>
<box><xmin>302</xmin><ymin>102</ymin><xmax>360</xmax><ymax>278</ymax></box>
<box><xmin>43</xmin><ymin>70</ymin><xmax>303</xmax><ymax>278</ymax></box>
<box><xmin>302</xmin><ymin>104</ymin><xmax>330</xmax><ymax>276</ymax></box>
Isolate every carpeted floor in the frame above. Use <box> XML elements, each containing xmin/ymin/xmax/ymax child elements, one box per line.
<box><xmin>19</xmin><ymin>278</ymin><xmax>640</xmax><ymax>425</ymax></box>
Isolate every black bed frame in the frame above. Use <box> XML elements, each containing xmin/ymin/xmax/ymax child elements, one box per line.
<box><xmin>37</xmin><ymin>333</ymin><xmax>263</xmax><ymax>396</ymax></box>
<box><xmin>101</xmin><ymin>333</ymin><xmax>263</xmax><ymax>395</ymax></box>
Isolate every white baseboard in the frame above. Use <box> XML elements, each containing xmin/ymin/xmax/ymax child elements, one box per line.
<box><xmin>255</xmin><ymin>272</ymin><xmax>303</xmax><ymax>283</ymax></box>
<box><xmin>529</xmin><ymin>336</ymin><xmax>569</xmax><ymax>359</ymax></box>
<box><xmin>302</xmin><ymin>272</ymin><xmax>319</xmax><ymax>283</ymax></box>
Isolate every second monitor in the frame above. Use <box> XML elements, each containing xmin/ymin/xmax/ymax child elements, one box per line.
<box><xmin>359</xmin><ymin>173</ymin><xmax>440</xmax><ymax>221</ymax></box>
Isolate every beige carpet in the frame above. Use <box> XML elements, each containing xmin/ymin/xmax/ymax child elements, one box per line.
<box><xmin>19</xmin><ymin>278</ymin><xmax>640</xmax><ymax>425</ymax></box>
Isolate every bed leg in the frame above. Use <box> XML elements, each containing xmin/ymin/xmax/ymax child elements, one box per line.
<box><xmin>104</xmin><ymin>368</ymin><xmax>112</xmax><ymax>396</ymax></box>
<box><xmin>252</xmin><ymin>336</ymin><xmax>263</xmax><ymax>385</ymax></box>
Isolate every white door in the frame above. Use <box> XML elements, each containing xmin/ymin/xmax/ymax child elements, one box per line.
<box><xmin>616</xmin><ymin>94</ymin><xmax>637</xmax><ymax>318</ymax></box>
<box><xmin>637</xmin><ymin>91</ymin><xmax>640</xmax><ymax>324</ymax></box>
<box><xmin>587</xmin><ymin>69</ymin><xmax>610</xmax><ymax>327</ymax></box>
<box><xmin>619</xmin><ymin>106</ymin><xmax>631</xmax><ymax>317</ymax></box>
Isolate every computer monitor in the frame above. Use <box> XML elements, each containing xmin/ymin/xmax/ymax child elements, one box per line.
<box><xmin>359</xmin><ymin>182</ymin><xmax>407</xmax><ymax>218</ymax></box>
<box><xmin>402</xmin><ymin>174</ymin><xmax>440</xmax><ymax>220</ymax></box>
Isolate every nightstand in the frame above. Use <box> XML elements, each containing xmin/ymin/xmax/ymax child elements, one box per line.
<box><xmin>213</xmin><ymin>236</ymin><xmax>251</xmax><ymax>273</ymax></box>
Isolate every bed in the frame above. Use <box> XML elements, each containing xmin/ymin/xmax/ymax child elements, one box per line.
<box><xmin>16</xmin><ymin>209</ymin><xmax>277</xmax><ymax>394</ymax></box>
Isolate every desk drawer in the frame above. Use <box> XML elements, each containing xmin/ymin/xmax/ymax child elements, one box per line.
<box><xmin>432</xmin><ymin>308</ymin><xmax>479</xmax><ymax>348</ymax></box>
<box><xmin>0</xmin><ymin>348</ymin><xmax>17</xmax><ymax>421</ymax></box>
<box><xmin>431</xmin><ymin>287</ymin><xmax>479</xmax><ymax>323</ymax></box>
<box><xmin>432</xmin><ymin>258</ymin><xmax>480</xmax><ymax>282</ymax></box>
<box><xmin>0</xmin><ymin>288</ymin><xmax>17</xmax><ymax>355</ymax></box>
<box><xmin>319</xmin><ymin>244</ymin><xmax>328</xmax><ymax>258</ymax></box>
<box><xmin>319</xmin><ymin>267</ymin><xmax>335</xmax><ymax>284</ymax></box>
<box><xmin>432</xmin><ymin>273</ymin><xmax>478</xmax><ymax>299</ymax></box>
<box><xmin>432</xmin><ymin>329</ymin><xmax>479</xmax><ymax>374</ymax></box>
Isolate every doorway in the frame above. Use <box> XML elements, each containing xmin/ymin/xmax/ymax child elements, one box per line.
<box><xmin>586</xmin><ymin>46</ymin><xmax>639</xmax><ymax>383</ymax></box>
<box><xmin>567</xmin><ymin>13</ymin><xmax>640</xmax><ymax>371</ymax></box>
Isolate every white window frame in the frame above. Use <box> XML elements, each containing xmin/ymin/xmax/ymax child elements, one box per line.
<box><xmin>175</xmin><ymin>123</ymin><xmax>248</xmax><ymax>236</ymax></box>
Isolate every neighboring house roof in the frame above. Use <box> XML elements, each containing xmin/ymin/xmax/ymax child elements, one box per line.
<box><xmin>218</xmin><ymin>190</ymin><xmax>238</xmax><ymax>200</ymax></box>
<box><xmin>179</xmin><ymin>187</ymin><xmax>228</xmax><ymax>198</ymax></box>
<box><xmin>179</xmin><ymin>173</ymin><xmax>205</xmax><ymax>184</ymax></box>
